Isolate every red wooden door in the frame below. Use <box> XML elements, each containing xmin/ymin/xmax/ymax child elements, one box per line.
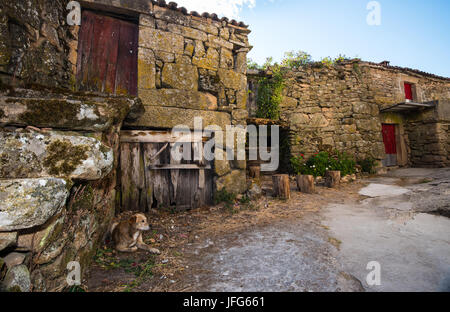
<box><xmin>382</xmin><ymin>124</ymin><xmax>397</xmax><ymax>155</ymax></box>
<box><xmin>404</xmin><ymin>83</ymin><xmax>413</xmax><ymax>101</ymax></box>
<box><xmin>76</xmin><ymin>11</ymin><xmax>138</xmax><ymax>96</ymax></box>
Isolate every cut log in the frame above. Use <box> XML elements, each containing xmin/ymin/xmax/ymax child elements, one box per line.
<box><xmin>249</xmin><ymin>165</ymin><xmax>261</xmax><ymax>180</ymax></box>
<box><xmin>325</xmin><ymin>171</ymin><xmax>341</xmax><ymax>188</ymax></box>
<box><xmin>297</xmin><ymin>175</ymin><xmax>315</xmax><ymax>194</ymax></box>
<box><xmin>272</xmin><ymin>174</ymin><xmax>290</xmax><ymax>199</ymax></box>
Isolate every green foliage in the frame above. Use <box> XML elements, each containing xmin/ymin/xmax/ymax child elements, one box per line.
<box><xmin>281</xmin><ymin>50</ymin><xmax>313</xmax><ymax>68</ymax></box>
<box><xmin>291</xmin><ymin>151</ymin><xmax>356</xmax><ymax>177</ymax></box>
<box><xmin>214</xmin><ymin>189</ymin><xmax>237</xmax><ymax>210</ymax></box>
<box><xmin>256</xmin><ymin>67</ymin><xmax>284</xmax><ymax>120</ymax></box>
<box><xmin>357</xmin><ymin>157</ymin><xmax>377</xmax><ymax>174</ymax></box>
<box><xmin>329</xmin><ymin>151</ymin><xmax>357</xmax><ymax>177</ymax></box>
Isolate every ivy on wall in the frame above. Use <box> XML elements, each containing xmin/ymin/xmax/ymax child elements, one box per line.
<box><xmin>256</xmin><ymin>67</ymin><xmax>284</xmax><ymax>120</ymax></box>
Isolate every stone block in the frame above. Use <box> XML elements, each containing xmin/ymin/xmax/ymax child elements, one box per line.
<box><xmin>161</xmin><ymin>63</ymin><xmax>198</xmax><ymax>90</ymax></box>
<box><xmin>0</xmin><ymin>178</ymin><xmax>69</xmax><ymax>231</ymax></box>
<box><xmin>127</xmin><ymin>106</ymin><xmax>231</xmax><ymax>130</ymax></box>
<box><xmin>139</xmin><ymin>27</ymin><xmax>184</xmax><ymax>54</ymax></box>
<box><xmin>138</xmin><ymin>47</ymin><xmax>156</xmax><ymax>90</ymax></box>
<box><xmin>139</xmin><ymin>89</ymin><xmax>217</xmax><ymax>111</ymax></box>
<box><xmin>0</xmin><ymin>131</ymin><xmax>114</xmax><ymax>181</ymax></box>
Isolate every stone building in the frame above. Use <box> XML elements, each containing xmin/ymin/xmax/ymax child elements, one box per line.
<box><xmin>0</xmin><ymin>0</ymin><xmax>448</xmax><ymax>292</ymax></box>
<box><xmin>248</xmin><ymin>60</ymin><xmax>450</xmax><ymax>169</ymax></box>
<box><xmin>0</xmin><ymin>0</ymin><xmax>250</xmax><ymax>291</ymax></box>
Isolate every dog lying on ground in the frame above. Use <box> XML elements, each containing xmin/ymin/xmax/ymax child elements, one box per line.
<box><xmin>111</xmin><ymin>213</ymin><xmax>160</xmax><ymax>254</ymax></box>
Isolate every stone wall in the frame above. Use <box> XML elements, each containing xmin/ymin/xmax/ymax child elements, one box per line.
<box><xmin>248</xmin><ymin>60</ymin><xmax>450</xmax><ymax>168</ymax></box>
<box><xmin>0</xmin><ymin>87</ymin><xmax>142</xmax><ymax>291</ymax></box>
<box><xmin>0</xmin><ymin>0</ymin><xmax>77</xmax><ymax>89</ymax></box>
<box><xmin>0</xmin><ymin>0</ymin><xmax>251</xmax><ymax>291</ymax></box>
<box><xmin>120</xmin><ymin>1</ymin><xmax>252</xmax><ymax>195</ymax></box>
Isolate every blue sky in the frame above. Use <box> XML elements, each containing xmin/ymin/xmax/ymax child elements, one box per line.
<box><xmin>177</xmin><ymin>0</ymin><xmax>450</xmax><ymax>77</ymax></box>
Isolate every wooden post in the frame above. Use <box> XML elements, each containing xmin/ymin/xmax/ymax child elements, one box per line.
<box><xmin>272</xmin><ymin>174</ymin><xmax>290</xmax><ymax>199</ymax></box>
<box><xmin>325</xmin><ymin>171</ymin><xmax>341</xmax><ymax>188</ymax></box>
<box><xmin>297</xmin><ymin>175</ymin><xmax>315</xmax><ymax>194</ymax></box>
<box><xmin>249</xmin><ymin>165</ymin><xmax>261</xmax><ymax>180</ymax></box>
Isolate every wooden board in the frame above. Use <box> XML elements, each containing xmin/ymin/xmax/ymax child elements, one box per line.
<box><xmin>76</xmin><ymin>10</ymin><xmax>138</xmax><ymax>96</ymax></box>
<box><xmin>118</xmin><ymin>136</ymin><xmax>214</xmax><ymax>212</ymax></box>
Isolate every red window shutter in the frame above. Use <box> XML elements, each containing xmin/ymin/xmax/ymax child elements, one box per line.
<box><xmin>404</xmin><ymin>83</ymin><xmax>413</xmax><ymax>101</ymax></box>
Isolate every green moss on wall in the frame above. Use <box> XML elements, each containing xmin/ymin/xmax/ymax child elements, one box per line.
<box><xmin>43</xmin><ymin>140</ymin><xmax>89</xmax><ymax>176</ymax></box>
<box><xmin>19</xmin><ymin>100</ymin><xmax>80</xmax><ymax>125</ymax></box>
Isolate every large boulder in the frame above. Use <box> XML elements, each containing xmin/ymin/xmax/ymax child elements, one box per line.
<box><xmin>0</xmin><ymin>130</ymin><xmax>113</xmax><ymax>180</ymax></box>
<box><xmin>0</xmin><ymin>178</ymin><xmax>69</xmax><ymax>231</ymax></box>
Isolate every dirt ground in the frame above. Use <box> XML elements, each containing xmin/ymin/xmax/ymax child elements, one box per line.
<box><xmin>86</xmin><ymin>168</ymin><xmax>450</xmax><ymax>292</ymax></box>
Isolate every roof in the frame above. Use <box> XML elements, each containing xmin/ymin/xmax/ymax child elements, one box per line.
<box><xmin>359</xmin><ymin>60</ymin><xmax>450</xmax><ymax>81</ymax></box>
<box><xmin>152</xmin><ymin>0</ymin><xmax>249</xmax><ymax>28</ymax></box>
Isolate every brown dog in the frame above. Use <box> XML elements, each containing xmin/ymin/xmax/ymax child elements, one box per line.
<box><xmin>111</xmin><ymin>213</ymin><xmax>160</xmax><ymax>254</ymax></box>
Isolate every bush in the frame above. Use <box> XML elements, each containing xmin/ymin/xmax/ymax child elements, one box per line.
<box><xmin>214</xmin><ymin>189</ymin><xmax>236</xmax><ymax>209</ymax></box>
<box><xmin>291</xmin><ymin>151</ymin><xmax>356</xmax><ymax>177</ymax></box>
<box><xmin>256</xmin><ymin>67</ymin><xmax>284</xmax><ymax>120</ymax></box>
<box><xmin>357</xmin><ymin>157</ymin><xmax>377</xmax><ymax>174</ymax></box>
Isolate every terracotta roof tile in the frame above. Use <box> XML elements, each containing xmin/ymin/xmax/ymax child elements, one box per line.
<box><xmin>151</xmin><ymin>0</ymin><xmax>249</xmax><ymax>28</ymax></box>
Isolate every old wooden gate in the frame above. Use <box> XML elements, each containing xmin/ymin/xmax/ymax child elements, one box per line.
<box><xmin>118</xmin><ymin>131</ymin><xmax>214</xmax><ymax>212</ymax></box>
<box><xmin>76</xmin><ymin>10</ymin><xmax>138</xmax><ymax>96</ymax></box>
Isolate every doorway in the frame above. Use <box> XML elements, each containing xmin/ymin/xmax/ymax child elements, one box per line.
<box><xmin>76</xmin><ymin>10</ymin><xmax>138</xmax><ymax>96</ymax></box>
<box><xmin>118</xmin><ymin>131</ymin><xmax>214</xmax><ymax>212</ymax></box>
<box><xmin>382</xmin><ymin>124</ymin><xmax>397</xmax><ymax>167</ymax></box>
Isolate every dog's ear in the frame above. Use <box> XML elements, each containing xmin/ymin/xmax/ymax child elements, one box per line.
<box><xmin>129</xmin><ymin>215</ymin><xmax>138</xmax><ymax>224</ymax></box>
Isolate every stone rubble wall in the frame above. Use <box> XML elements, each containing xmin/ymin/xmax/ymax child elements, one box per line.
<box><xmin>0</xmin><ymin>88</ymin><xmax>142</xmax><ymax>292</ymax></box>
<box><xmin>0</xmin><ymin>0</ymin><xmax>77</xmax><ymax>89</ymax></box>
<box><xmin>248</xmin><ymin>60</ymin><xmax>450</xmax><ymax>168</ymax></box>
<box><xmin>123</xmin><ymin>3</ymin><xmax>251</xmax><ymax>195</ymax></box>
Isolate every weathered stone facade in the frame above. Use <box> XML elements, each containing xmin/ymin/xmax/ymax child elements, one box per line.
<box><xmin>0</xmin><ymin>0</ymin><xmax>251</xmax><ymax>291</ymax></box>
<box><xmin>120</xmin><ymin>1</ymin><xmax>252</xmax><ymax>194</ymax></box>
<box><xmin>248</xmin><ymin>60</ymin><xmax>450</xmax><ymax>168</ymax></box>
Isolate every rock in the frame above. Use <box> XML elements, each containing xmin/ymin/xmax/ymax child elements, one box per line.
<box><xmin>247</xmin><ymin>183</ymin><xmax>262</xmax><ymax>199</ymax></box>
<box><xmin>216</xmin><ymin>170</ymin><xmax>247</xmax><ymax>195</ymax></box>
<box><xmin>162</xmin><ymin>63</ymin><xmax>198</xmax><ymax>91</ymax></box>
<box><xmin>139</xmin><ymin>27</ymin><xmax>184</xmax><ymax>54</ymax></box>
<box><xmin>217</xmin><ymin>69</ymin><xmax>247</xmax><ymax>91</ymax></box>
<box><xmin>0</xmin><ymin>178</ymin><xmax>69</xmax><ymax>231</ymax></box>
<box><xmin>128</xmin><ymin>106</ymin><xmax>231</xmax><ymax>130</ymax></box>
<box><xmin>214</xmin><ymin>149</ymin><xmax>231</xmax><ymax>177</ymax></box>
<box><xmin>139</xmin><ymin>89</ymin><xmax>218</xmax><ymax>111</ymax></box>
<box><xmin>0</xmin><ymin>232</ymin><xmax>17</xmax><ymax>251</ymax></box>
<box><xmin>1</xmin><ymin>265</ymin><xmax>31</xmax><ymax>292</ymax></box>
<box><xmin>0</xmin><ymin>130</ymin><xmax>113</xmax><ymax>180</ymax></box>
<box><xmin>3</xmin><ymin>252</ymin><xmax>26</xmax><ymax>268</ymax></box>
<box><xmin>0</xmin><ymin>96</ymin><xmax>137</xmax><ymax>132</ymax></box>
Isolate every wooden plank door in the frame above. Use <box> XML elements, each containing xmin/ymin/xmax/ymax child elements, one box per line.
<box><xmin>382</xmin><ymin>124</ymin><xmax>397</xmax><ymax>167</ymax></box>
<box><xmin>118</xmin><ymin>131</ymin><xmax>214</xmax><ymax>212</ymax></box>
<box><xmin>76</xmin><ymin>10</ymin><xmax>138</xmax><ymax>96</ymax></box>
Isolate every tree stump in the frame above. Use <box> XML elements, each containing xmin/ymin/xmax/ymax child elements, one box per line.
<box><xmin>272</xmin><ymin>174</ymin><xmax>290</xmax><ymax>199</ymax></box>
<box><xmin>297</xmin><ymin>175</ymin><xmax>315</xmax><ymax>194</ymax></box>
<box><xmin>325</xmin><ymin>171</ymin><xmax>341</xmax><ymax>188</ymax></box>
<box><xmin>249</xmin><ymin>165</ymin><xmax>261</xmax><ymax>179</ymax></box>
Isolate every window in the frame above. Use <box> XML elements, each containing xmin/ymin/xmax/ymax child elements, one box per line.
<box><xmin>404</xmin><ymin>82</ymin><xmax>413</xmax><ymax>101</ymax></box>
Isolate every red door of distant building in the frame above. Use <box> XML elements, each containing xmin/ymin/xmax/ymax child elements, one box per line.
<box><xmin>404</xmin><ymin>83</ymin><xmax>413</xmax><ymax>101</ymax></box>
<box><xmin>382</xmin><ymin>124</ymin><xmax>397</xmax><ymax>166</ymax></box>
<box><xmin>76</xmin><ymin>11</ymin><xmax>138</xmax><ymax>96</ymax></box>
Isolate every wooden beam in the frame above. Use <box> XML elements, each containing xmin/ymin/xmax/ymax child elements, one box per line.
<box><xmin>120</xmin><ymin>130</ymin><xmax>208</xmax><ymax>143</ymax></box>
<box><xmin>148</xmin><ymin>164</ymin><xmax>212</xmax><ymax>170</ymax></box>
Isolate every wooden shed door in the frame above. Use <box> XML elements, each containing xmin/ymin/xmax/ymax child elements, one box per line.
<box><xmin>119</xmin><ymin>131</ymin><xmax>214</xmax><ymax>212</ymax></box>
<box><xmin>76</xmin><ymin>10</ymin><xmax>138</xmax><ymax>96</ymax></box>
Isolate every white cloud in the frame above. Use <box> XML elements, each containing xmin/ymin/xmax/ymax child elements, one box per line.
<box><xmin>174</xmin><ymin>0</ymin><xmax>256</xmax><ymax>19</ymax></box>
